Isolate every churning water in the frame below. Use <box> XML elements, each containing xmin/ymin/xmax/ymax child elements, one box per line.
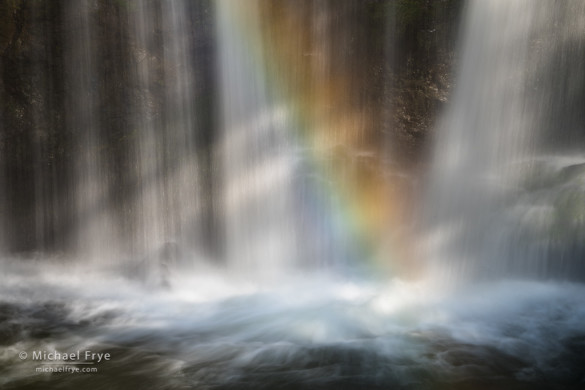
<box><xmin>1</xmin><ymin>261</ymin><xmax>585</xmax><ymax>389</ymax></box>
<box><xmin>1</xmin><ymin>0</ymin><xmax>585</xmax><ymax>389</ymax></box>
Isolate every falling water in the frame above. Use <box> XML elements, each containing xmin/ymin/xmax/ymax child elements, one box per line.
<box><xmin>215</xmin><ymin>0</ymin><xmax>378</xmax><ymax>275</ymax></box>
<box><xmin>65</xmin><ymin>0</ymin><xmax>114</xmax><ymax>259</ymax></box>
<box><xmin>128</xmin><ymin>0</ymin><xmax>202</xmax><ymax>258</ymax></box>
<box><xmin>424</xmin><ymin>0</ymin><xmax>585</xmax><ymax>282</ymax></box>
<box><xmin>0</xmin><ymin>1</ymin><xmax>208</xmax><ymax>263</ymax></box>
<box><xmin>216</xmin><ymin>1</ymin><xmax>300</xmax><ymax>274</ymax></box>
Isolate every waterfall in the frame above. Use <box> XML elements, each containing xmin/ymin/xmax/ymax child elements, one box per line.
<box><xmin>0</xmin><ymin>1</ymin><xmax>211</xmax><ymax>263</ymax></box>
<box><xmin>128</xmin><ymin>0</ymin><xmax>202</xmax><ymax>258</ymax></box>
<box><xmin>214</xmin><ymin>1</ymin><xmax>387</xmax><ymax>276</ymax></box>
<box><xmin>216</xmin><ymin>1</ymin><xmax>301</xmax><ymax>275</ymax></box>
<box><xmin>424</xmin><ymin>0</ymin><xmax>585</xmax><ymax>282</ymax></box>
<box><xmin>3</xmin><ymin>2</ymin><xmax>585</xmax><ymax>388</ymax></box>
<box><xmin>0</xmin><ymin>0</ymin><xmax>389</xmax><ymax>274</ymax></box>
<box><xmin>64</xmin><ymin>0</ymin><xmax>205</xmax><ymax>261</ymax></box>
<box><xmin>65</xmin><ymin>0</ymin><xmax>114</xmax><ymax>259</ymax></box>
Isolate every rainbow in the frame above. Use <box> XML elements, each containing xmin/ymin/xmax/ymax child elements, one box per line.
<box><xmin>217</xmin><ymin>0</ymin><xmax>419</xmax><ymax>278</ymax></box>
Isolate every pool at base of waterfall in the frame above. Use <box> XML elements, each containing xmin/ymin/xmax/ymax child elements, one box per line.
<box><xmin>0</xmin><ymin>262</ymin><xmax>584</xmax><ymax>390</ymax></box>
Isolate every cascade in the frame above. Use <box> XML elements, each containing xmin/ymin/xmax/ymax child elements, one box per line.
<box><xmin>216</xmin><ymin>0</ymin><xmax>301</xmax><ymax>274</ymax></box>
<box><xmin>0</xmin><ymin>1</ymin><xmax>208</xmax><ymax>263</ymax></box>
<box><xmin>65</xmin><ymin>0</ymin><xmax>113</xmax><ymax>258</ymax></box>
<box><xmin>128</xmin><ymin>0</ymin><xmax>202</xmax><ymax>259</ymax></box>
<box><xmin>424</xmin><ymin>0</ymin><xmax>585</xmax><ymax>281</ymax></box>
<box><xmin>215</xmin><ymin>0</ymin><xmax>386</xmax><ymax>275</ymax></box>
